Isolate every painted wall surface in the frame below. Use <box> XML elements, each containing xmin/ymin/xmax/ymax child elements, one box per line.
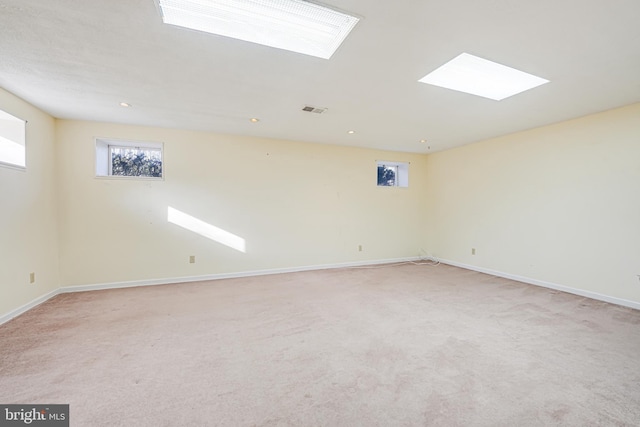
<box><xmin>3</xmin><ymin>88</ymin><xmax>639</xmax><ymax>318</ymax></box>
<box><xmin>0</xmin><ymin>88</ymin><xmax>59</xmax><ymax>315</ymax></box>
<box><xmin>56</xmin><ymin>120</ymin><xmax>429</xmax><ymax>286</ymax></box>
<box><xmin>425</xmin><ymin>103</ymin><xmax>640</xmax><ymax>302</ymax></box>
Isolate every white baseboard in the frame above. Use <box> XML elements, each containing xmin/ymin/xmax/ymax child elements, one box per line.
<box><xmin>58</xmin><ymin>256</ymin><xmax>421</xmax><ymax>294</ymax></box>
<box><xmin>3</xmin><ymin>255</ymin><xmax>637</xmax><ymax>326</ymax></box>
<box><xmin>439</xmin><ymin>258</ymin><xmax>640</xmax><ymax>311</ymax></box>
<box><xmin>2</xmin><ymin>257</ymin><xmax>417</xmax><ymax>325</ymax></box>
<box><xmin>0</xmin><ymin>288</ymin><xmax>61</xmax><ymax>326</ymax></box>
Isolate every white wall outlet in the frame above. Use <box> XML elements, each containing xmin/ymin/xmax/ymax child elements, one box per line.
<box><xmin>29</xmin><ymin>272</ymin><xmax>35</xmax><ymax>284</ymax></box>
<box><xmin>189</xmin><ymin>255</ymin><xmax>196</xmax><ymax>264</ymax></box>
<box><xmin>471</xmin><ymin>248</ymin><xmax>476</xmax><ymax>255</ymax></box>
<box><xmin>358</xmin><ymin>245</ymin><xmax>363</xmax><ymax>252</ymax></box>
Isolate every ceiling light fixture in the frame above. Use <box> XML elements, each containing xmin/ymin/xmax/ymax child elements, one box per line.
<box><xmin>250</xmin><ymin>118</ymin><xmax>260</xmax><ymax>123</ymax></box>
<box><xmin>157</xmin><ymin>0</ymin><xmax>360</xmax><ymax>59</ymax></box>
<box><xmin>420</xmin><ymin>139</ymin><xmax>427</xmax><ymax>143</ymax></box>
<box><xmin>418</xmin><ymin>53</ymin><xmax>549</xmax><ymax>101</ymax></box>
<box><xmin>347</xmin><ymin>130</ymin><xmax>355</xmax><ymax>134</ymax></box>
<box><xmin>119</xmin><ymin>102</ymin><xmax>131</xmax><ymax>107</ymax></box>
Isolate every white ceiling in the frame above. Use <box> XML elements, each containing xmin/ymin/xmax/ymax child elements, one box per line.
<box><xmin>0</xmin><ymin>0</ymin><xmax>639</xmax><ymax>153</ymax></box>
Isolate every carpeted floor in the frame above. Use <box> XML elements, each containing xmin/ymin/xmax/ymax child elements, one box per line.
<box><xmin>1</xmin><ymin>263</ymin><xmax>639</xmax><ymax>426</ymax></box>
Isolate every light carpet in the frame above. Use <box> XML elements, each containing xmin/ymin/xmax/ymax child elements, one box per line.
<box><xmin>1</xmin><ymin>263</ymin><xmax>639</xmax><ymax>426</ymax></box>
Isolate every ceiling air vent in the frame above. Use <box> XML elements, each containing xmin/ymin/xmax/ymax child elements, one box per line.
<box><xmin>302</xmin><ymin>105</ymin><xmax>327</xmax><ymax>114</ymax></box>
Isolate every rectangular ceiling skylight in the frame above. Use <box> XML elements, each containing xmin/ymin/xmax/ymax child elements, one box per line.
<box><xmin>418</xmin><ymin>53</ymin><xmax>549</xmax><ymax>101</ymax></box>
<box><xmin>158</xmin><ymin>0</ymin><xmax>359</xmax><ymax>59</ymax></box>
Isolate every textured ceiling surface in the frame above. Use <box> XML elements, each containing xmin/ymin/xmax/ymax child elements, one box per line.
<box><xmin>0</xmin><ymin>0</ymin><xmax>639</xmax><ymax>153</ymax></box>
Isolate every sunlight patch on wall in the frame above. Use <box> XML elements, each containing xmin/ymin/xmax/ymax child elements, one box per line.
<box><xmin>167</xmin><ymin>206</ymin><xmax>246</xmax><ymax>253</ymax></box>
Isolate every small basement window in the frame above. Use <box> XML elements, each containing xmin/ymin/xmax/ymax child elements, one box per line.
<box><xmin>0</xmin><ymin>109</ymin><xmax>26</xmax><ymax>170</ymax></box>
<box><xmin>96</xmin><ymin>138</ymin><xmax>163</xmax><ymax>179</ymax></box>
<box><xmin>377</xmin><ymin>161</ymin><xmax>408</xmax><ymax>187</ymax></box>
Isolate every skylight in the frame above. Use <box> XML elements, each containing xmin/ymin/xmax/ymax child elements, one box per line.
<box><xmin>158</xmin><ymin>0</ymin><xmax>360</xmax><ymax>59</ymax></box>
<box><xmin>418</xmin><ymin>53</ymin><xmax>549</xmax><ymax>101</ymax></box>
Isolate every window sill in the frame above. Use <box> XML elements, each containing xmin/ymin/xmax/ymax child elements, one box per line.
<box><xmin>94</xmin><ymin>175</ymin><xmax>164</xmax><ymax>181</ymax></box>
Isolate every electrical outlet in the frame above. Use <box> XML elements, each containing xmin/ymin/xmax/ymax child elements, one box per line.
<box><xmin>189</xmin><ymin>255</ymin><xmax>196</xmax><ymax>264</ymax></box>
<box><xmin>29</xmin><ymin>272</ymin><xmax>35</xmax><ymax>284</ymax></box>
<box><xmin>358</xmin><ymin>245</ymin><xmax>363</xmax><ymax>252</ymax></box>
<box><xmin>471</xmin><ymin>248</ymin><xmax>476</xmax><ymax>255</ymax></box>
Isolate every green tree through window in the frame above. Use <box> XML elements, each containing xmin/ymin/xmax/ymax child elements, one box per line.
<box><xmin>377</xmin><ymin>165</ymin><xmax>397</xmax><ymax>186</ymax></box>
<box><xmin>110</xmin><ymin>147</ymin><xmax>162</xmax><ymax>177</ymax></box>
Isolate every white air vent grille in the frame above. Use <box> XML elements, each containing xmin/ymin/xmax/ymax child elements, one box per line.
<box><xmin>302</xmin><ymin>106</ymin><xmax>327</xmax><ymax>114</ymax></box>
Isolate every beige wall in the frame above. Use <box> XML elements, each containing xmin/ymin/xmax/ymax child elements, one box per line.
<box><xmin>2</xmin><ymin>87</ymin><xmax>639</xmax><ymax>319</ymax></box>
<box><xmin>55</xmin><ymin>120</ymin><xmax>429</xmax><ymax>286</ymax></box>
<box><xmin>425</xmin><ymin>103</ymin><xmax>640</xmax><ymax>302</ymax></box>
<box><xmin>0</xmin><ymin>88</ymin><xmax>59</xmax><ymax>316</ymax></box>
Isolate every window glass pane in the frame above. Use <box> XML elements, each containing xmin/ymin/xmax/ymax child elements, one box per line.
<box><xmin>377</xmin><ymin>165</ymin><xmax>397</xmax><ymax>186</ymax></box>
<box><xmin>110</xmin><ymin>146</ymin><xmax>162</xmax><ymax>177</ymax></box>
<box><xmin>0</xmin><ymin>110</ymin><xmax>26</xmax><ymax>168</ymax></box>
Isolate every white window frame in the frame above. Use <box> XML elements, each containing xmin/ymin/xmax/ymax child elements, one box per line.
<box><xmin>95</xmin><ymin>137</ymin><xmax>164</xmax><ymax>180</ymax></box>
<box><xmin>376</xmin><ymin>160</ymin><xmax>409</xmax><ymax>187</ymax></box>
<box><xmin>0</xmin><ymin>109</ymin><xmax>27</xmax><ymax>171</ymax></box>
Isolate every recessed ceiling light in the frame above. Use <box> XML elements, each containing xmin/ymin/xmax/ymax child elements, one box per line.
<box><xmin>420</xmin><ymin>139</ymin><xmax>427</xmax><ymax>143</ymax></box>
<box><xmin>119</xmin><ymin>102</ymin><xmax>131</xmax><ymax>107</ymax></box>
<box><xmin>158</xmin><ymin>0</ymin><xmax>360</xmax><ymax>59</ymax></box>
<box><xmin>250</xmin><ymin>118</ymin><xmax>260</xmax><ymax>123</ymax></box>
<box><xmin>418</xmin><ymin>53</ymin><xmax>549</xmax><ymax>101</ymax></box>
<box><xmin>347</xmin><ymin>130</ymin><xmax>355</xmax><ymax>134</ymax></box>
